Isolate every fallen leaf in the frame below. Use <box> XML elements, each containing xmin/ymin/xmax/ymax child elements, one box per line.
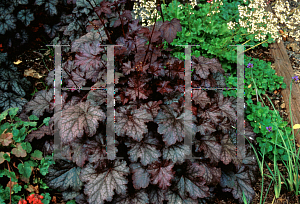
<box><xmin>33</xmin><ymin>184</ymin><xmax>39</xmax><ymax>194</ymax></box>
<box><xmin>24</xmin><ymin>68</ymin><xmax>45</xmax><ymax>79</ymax></box>
<box><xmin>26</xmin><ymin>184</ymin><xmax>35</xmax><ymax>192</ymax></box>
<box><xmin>286</xmin><ymin>42</ymin><xmax>300</xmax><ymax>53</ymax></box>
<box><xmin>51</xmin><ymin>195</ymin><xmax>57</xmax><ymax>203</ymax></box>
<box><xmin>13</xmin><ymin>60</ymin><xmax>22</xmax><ymax>65</ymax></box>
<box><xmin>279</xmin><ymin>30</ymin><xmax>287</xmax><ymax>41</ymax></box>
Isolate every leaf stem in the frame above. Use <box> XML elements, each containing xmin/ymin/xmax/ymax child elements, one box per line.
<box><xmin>115</xmin><ymin>5</ymin><xmax>126</xmax><ymax>38</ymax></box>
<box><xmin>157</xmin><ymin>0</ymin><xmax>165</xmax><ymax>22</ymax></box>
<box><xmin>142</xmin><ymin>11</ymin><xmax>158</xmax><ymax>67</ymax></box>
<box><xmin>85</xmin><ymin>0</ymin><xmax>113</xmax><ymax>44</ymax></box>
<box><xmin>7</xmin><ymin>161</ymin><xmax>12</xmax><ymax>204</ymax></box>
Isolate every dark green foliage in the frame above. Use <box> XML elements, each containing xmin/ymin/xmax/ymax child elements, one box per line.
<box><xmin>0</xmin><ymin>55</ymin><xmax>31</xmax><ymax>114</ymax></box>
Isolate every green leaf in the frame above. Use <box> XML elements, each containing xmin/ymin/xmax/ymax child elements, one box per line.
<box><xmin>43</xmin><ymin>117</ymin><xmax>51</xmax><ymax>126</ymax></box>
<box><xmin>14</xmin><ymin>117</ymin><xmax>22</xmax><ymax>122</ymax></box>
<box><xmin>31</xmin><ymin>150</ymin><xmax>43</xmax><ymax>160</ymax></box>
<box><xmin>39</xmin><ymin>158</ymin><xmax>55</xmax><ymax>176</ymax></box>
<box><xmin>0</xmin><ymin>109</ymin><xmax>9</xmax><ymax>122</ymax></box>
<box><xmin>41</xmin><ymin>193</ymin><xmax>51</xmax><ymax>204</ymax></box>
<box><xmin>21</xmin><ymin>142</ymin><xmax>32</xmax><ymax>153</ymax></box>
<box><xmin>29</xmin><ymin>115</ymin><xmax>39</xmax><ymax>121</ymax></box>
<box><xmin>0</xmin><ymin>186</ymin><xmax>10</xmax><ymax>201</ymax></box>
<box><xmin>9</xmin><ymin>107</ymin><xmax>19</xmax><ymax>119</ymax></box>
<box><xmin>281</xmin><ymin>154</ymin><xmax>289</xmax><ymax>161</ymax></box>
<box><xmin>3</xmin><ymin>153</ymin><xmax>10</xmax><ymax>162</ymax></box>
<box><xmin>12</xmin><ymin>184</ymin><xmax>22</xmax><ymax>193</ymax></box>
<box><xmin>18</xmin><ymin>161</ymin><xmax>33</xmax><ymax>179</ymax></box>
<box><xmin>277</xmin><ymin>148</ymin><xmax>284</xmax><ymax>154</ymax></box>
<box><xmin>12</xmin><ymin>126</ymin><xmax>27</xmax><ymax>143</ymax></box>
<box><xmin>39</xmin><ymin>179</ymin><xmax>49</xmax><ymax>190</ymax></box>
<box><xmin>12</xmin><ymin>127</ymin><xmax>20</xmax><ymax>138</ymax></box>
<box><xmin>12</xmin><ymin>195</ymin><xmax>22</xmax><ymax>204</ymax></box>
<box><xmin>26</xmin><ymin>160</ymin><xmax>38</xmax><ymax>167</ymax></box>
<box><xmin>0</xmin><ymin>197</ymin><xmax>5</xmax><ymax>204</ymax></box>
<box><xmin>23</xmin><ymin>121</ymin><xmax>37</xmax><ymax>127</ymax></box>
<box><xmin>1</xmin><ymin>169</ymin><xmax>18</xmax><ymax>182</ymax></box>
<box><xmin>246</xmin><ymin>114</ymin><xmax>254</xmax><ymax>121</ymax></box>
<box><xmin>267</xmin><ymin>143</ymin><xmax>273</xmax><ymax>152</ymax></box>
<box><xmin>278</xmin><ymin>121</ymin><xmax>288</xmax><ymax>128</ymax></box>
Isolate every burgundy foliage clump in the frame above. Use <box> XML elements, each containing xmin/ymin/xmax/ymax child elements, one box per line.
<box><xmin>22</xmin><ymin>0</ymin><xmax>259</xmax><ymax>203</ymax></box>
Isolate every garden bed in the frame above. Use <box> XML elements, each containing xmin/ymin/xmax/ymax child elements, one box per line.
<box><xmin>1</xmin><ymin>0</ymin><xmax>300</xmax><ymax>203</ymax></box>
<box><xmin>8</xmin><ymin>23</ymin><xmax>300</xmax><ymax>204</ymax></box>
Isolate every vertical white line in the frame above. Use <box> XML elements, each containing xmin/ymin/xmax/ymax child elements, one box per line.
<box><xmin>53</xmin><ymin>45</ymin><xmax>62</xmax><ymax>161</ymax></box>
<box><xmin>106</xmin><ymin>45</ymin><xmax>116</xmax><ymax>160</ymax></box>
<box><xmin>237</xmin><ymin>46</ymin><xmax>246</xmax><ymax>161</ymax></box>
<box><xmin>184</xmin><ymin>45</ymin><xmax>193</xmax><ymax>159</ymax></box>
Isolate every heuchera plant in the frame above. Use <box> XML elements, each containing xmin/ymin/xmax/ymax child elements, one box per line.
<box><xmin>21</xmin><ymin>0</ymin><xmax>260</xmax><ymax>203</ymax></box>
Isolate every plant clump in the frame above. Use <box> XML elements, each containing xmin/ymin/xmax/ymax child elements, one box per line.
<box><xmin>15</xmin><ymin>0</ymin><xmax>262</xmax><ymax>203</ymax></box>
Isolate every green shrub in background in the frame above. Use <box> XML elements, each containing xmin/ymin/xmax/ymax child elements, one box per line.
<box><xmin>155</xmin><ymin>0</ymin><xmax>276</xmax><ymax>74</ymax></box>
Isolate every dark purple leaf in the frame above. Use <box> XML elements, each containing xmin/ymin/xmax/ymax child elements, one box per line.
<box><xmin>59</xmin><ymin>101</ymin><xmax>106</xmax><ymax>144</ymax></box>
<box><xmin>125</xmin><ymin>131</ymin><xmax>161</xmax><ymax>166</ymax></box>
<box><xmin>154</xmin><ymin>105</ymin><xmax>197</xmax><ymax>146</ymax></box>
<box><xmin>25</xmin><ymin>89</ymin><xmax>54</xmax><ymax>117</ymax></box>
<box><xmin>115</xmin><ymin>105</ymin><xmax>153</xmax><ymax>142</ymax></box>
<box><xmin>75</xmin><ymin>41</ymin><xmax>106</xmax><ymax>72</ymax></box>
<box><xmin>80</xmin><ymin>160</ymin><xmax>130</xmax><ymax>204</ymax></box>
<box><xmin>148</xmin><ymin>160</ymin><xmax>175</xmax><ymax>190</ymax></box>
<box><xmin>159</xmin><ymin>18</ymin><xmax>182</xmax><ymax>44</ymax></box>
<box><xmin>195</xmin><ymin>135</ymin><xmax>221</xmax><ymax>164</ymax></box>
<box><xmin>130</xmin><ymin>163</ymin><xmax>150</xmax><ymax>189</ymax></box>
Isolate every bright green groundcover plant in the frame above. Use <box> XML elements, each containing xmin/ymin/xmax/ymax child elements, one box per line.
<box><xmin>224</xmin><ymin>58</ymin><xmax>290</xmax><ymax>162</ymax></box>
<box><xmin>245</xmin><ymin>102</ymin><xmax>294</xmax><ymax>162</ymax></box>
<box><xmin>0</xmin><ymin>107</ymin><xmax>54</xmax><ymax>204</ymax></box>
<box><xmin>223</xmin><ymin>55</ymin><xmax>286</xmax><ymax>100</ymax></box>
<box><xmin>156</xmin><ymin>0</ymin><xmax>276</xmax><ymax>75</ymax></box>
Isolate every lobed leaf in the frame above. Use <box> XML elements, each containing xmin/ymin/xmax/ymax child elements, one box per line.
<box><xmin>59</xmin><ymin>101</ymin><xmax>106</xmax><ymax>144</ymax></box>
<box><xmin>25</xmin><ymin>89</ymin><xmax>54</xmax><ymax>117</ymax></box>
<box><xmin>154</xmin><ymin>105</ymin><xmax>197</xmax><ymax>146</ymax></box>
<box><xmin>130</xmin><ymin>163</ymin><xmax>150</xmax><ymax>189</ymax></box>
<box><xmin>125</xmin><ymin>131</ymin><xmax>161</xmax><ymax>166</ymax></box>
<box><xmin>80</xmin><ymin>160</ymin><xmax>130</xmax><ymax>204</ymax></box>
<box><xmin>115</xmin><ymin>105</ymin><xmax>153</xmax><ymax>142</ymax></box>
